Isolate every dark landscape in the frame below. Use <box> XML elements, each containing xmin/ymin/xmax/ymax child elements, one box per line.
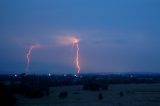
<box><xmin>1</xmin><ymin>73</ymin><xmax>160</xmax><ymax>106</ymax></box>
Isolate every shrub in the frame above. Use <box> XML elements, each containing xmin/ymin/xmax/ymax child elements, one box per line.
<box><xmin>83</xmin><ymin>81</ymin><xmax>109</xmax><ymax>91</ymax></box>
<box><xmin>59</xmin><ymin>91</ymin><xmax>68</xmax><ymax>99</ymax></box>
<box><xmin>98</xmin><ymin>93</ymin><xmax>103</xmax><ymax>100</ymax></box>
<box><xmin>120</xmin><ymin>91</ymin><xmax>124</xmax><ymax>97</ymax></box>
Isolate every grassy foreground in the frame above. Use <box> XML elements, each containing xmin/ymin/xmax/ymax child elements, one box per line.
<box><xmin>16</xmin><ymin>84</ymin><xmax>160</xmax><ymax>106</ymax></box>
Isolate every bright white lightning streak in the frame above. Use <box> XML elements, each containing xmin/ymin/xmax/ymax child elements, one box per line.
<box><xmin>72</xmin><ymin>38</ymin><xmax>80</xmax><ymax>74</ymax></box>
<box><xmin>25</xmin><ymin>44</ymin><xmax>40</xmax><ymax>74</ymax></box>
<box><xmin>55</xmin><ymin>36</ymin><xmax>81</xmax><ymax>74</ymax></box>
<box><xmin>75</xmin><ymin>43</ymin><xmax>80</xmax><ymax>74</ymax></box>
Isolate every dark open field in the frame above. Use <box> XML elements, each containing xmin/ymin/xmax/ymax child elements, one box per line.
<box><xmin>16</xmin><ymin>84</ymin><xmax>160</xmax><ymax>106</ymax></box>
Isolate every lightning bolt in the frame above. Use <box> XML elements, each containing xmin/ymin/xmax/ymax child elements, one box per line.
<box><xmin>25</xmin><ymin>44</ymin><xmax>40</xmax><ymax>74</ymax></box>
<box><xmin>54</xmin><ymin>36</ymin><xmax>81</xmax><ymax>74</ymax></box>
<box><xmin>72</xmin><ymin>38</ymin><xmax>80</xmax><ymax>74</ymax></box>
<box><xmin>75</xmin><ymin>43</ymin><xmax>80</xmax><ymax>74</ymax></box>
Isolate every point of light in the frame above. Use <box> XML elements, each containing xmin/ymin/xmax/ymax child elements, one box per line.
<box><xmin>56</xmin><ymin>36</ymin><xmax>79</xmax><ymax>46</ymax></box>
<box><xmin>74</xmin><ymin>74</ymin><xmax>78</xmax><ymax>77</ymax></box>
<box><xmin>73</xmin><ymin>38</ymin><xmax>79</xmax><ymax>44</ymax></box>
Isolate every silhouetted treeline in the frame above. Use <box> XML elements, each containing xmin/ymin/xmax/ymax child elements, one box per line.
<box><xmin>59</xmin><ymin>91</ymin><xmax>68</xmax><ymax>99</ymax></box>
<box><xmin>83</xmin><ymin>77</ymin><xmax>109</xmax><ymax>91</ymax></box>
<box><xmin>0</xmin><ymin>74</ymin><xmax>50</xmax><ymax>100</ymax></box>
<box><xmin>1</xmin><ymin>73</ymin><xmax>160</xmax><ymax>86</ymax></box>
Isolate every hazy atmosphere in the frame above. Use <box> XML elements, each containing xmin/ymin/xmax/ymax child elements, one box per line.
<box><xmin>1</xmin><ymin>0</ymin><xmax>160</xmax><ymax>74</ymax></box>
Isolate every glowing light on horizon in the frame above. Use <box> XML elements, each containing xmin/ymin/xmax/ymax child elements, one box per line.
<box><xmin>14</xmin><ymin>74</ymin><xmax>17</xmax><ymax>77</ymax></box>
<box><xmin>25</xmin><ymin>44</ymin><xmax>40</xmax><ymax>74</ymax></box>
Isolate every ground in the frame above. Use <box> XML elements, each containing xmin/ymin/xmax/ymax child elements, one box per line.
<box><xmin>16</xmin><ymin>84</ymin><xmax>160</xmax><ymax>106</ymax></box>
